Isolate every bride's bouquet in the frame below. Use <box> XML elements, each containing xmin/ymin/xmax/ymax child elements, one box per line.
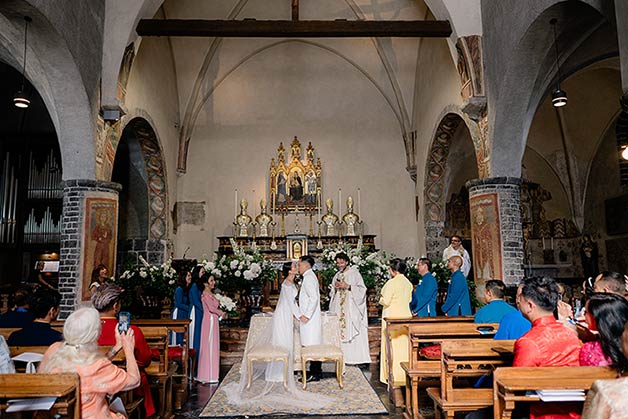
<box><xmin>215</xmin><ymin>293</ymin><xmax>238</xmax><ymax>317</ymax></box>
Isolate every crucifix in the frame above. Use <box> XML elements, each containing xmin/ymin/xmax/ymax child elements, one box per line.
<box><xmin>292</xmin><ymin>0</ymin><xmax>299</xmax><ymax>21</ymax></box>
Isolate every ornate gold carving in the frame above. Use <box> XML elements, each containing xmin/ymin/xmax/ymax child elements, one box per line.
<box><xmin>269</xmin><ymin>137</ymin><xmax>322</xmax><ymax>212</ymax></box>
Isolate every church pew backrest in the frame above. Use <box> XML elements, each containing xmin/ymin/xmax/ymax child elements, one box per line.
<box><xmin>0</xmin><ymin>373</ymin><xmax>80</xmax><ymax>419</ymax></box>
<box><xmin>493</xmin><ymin>366</ymin><xmax>618</xmax><ymax>419</ymax></box>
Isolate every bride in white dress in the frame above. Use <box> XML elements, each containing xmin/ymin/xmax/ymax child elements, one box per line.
<box><xmin>222</xmin><ymin>261</ymin><xmax>333</xmax><ymax>410</ymax></box>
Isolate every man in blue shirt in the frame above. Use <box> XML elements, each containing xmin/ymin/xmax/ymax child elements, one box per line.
<box><xmin>442</xmin><ymin>256</ymin><xmax>472</xmax><ymax>316</ymax></box>
<box><xmin>410</xmin><ymin>257</ymin><xmax>438</xmax><ymax>316</ymax></box>
<box><xmin>0</xmin><ymin>288</ymin><xmax>35</xmax><ymax>328</ymax></box>
<box><xmin>474</xmin><ymin>280</ymin><xmax>516</xmax><ymax>324</ymax></box>
<box><xmin>493</xmin><ymin>284</ymin><xmax>531</xmax><ymax>340</ymax></box>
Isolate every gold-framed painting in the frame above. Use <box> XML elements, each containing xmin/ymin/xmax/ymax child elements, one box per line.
<box><xmin>269</xmin><ymin>137</ymin><xmax>322</xmax><ymax>212</ymax></box>
<box><xmin>469</xmin><ymin>193</ymin><xmax>503</xmax><ymax>282</ymax></box>
<box><xmin>81</xmin><ymin>197</ymin><xmax>118</xmax><ymax>300</ymax></box>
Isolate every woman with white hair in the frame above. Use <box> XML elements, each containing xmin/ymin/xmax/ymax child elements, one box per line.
<box><xmin>40</xmin><ymin>307</ymin><xmax>140</xmax><ymax>418</ymax></box>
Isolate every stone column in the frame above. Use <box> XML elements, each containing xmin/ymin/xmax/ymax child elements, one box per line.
<box><xmin>425</xmin><ymin>220</ymin><xmax>448</xmax><ymax>262</ymax></box>
<box><xmin>58</xmin><ymin>180</ymin><xmax>121</xmax><ymax>318</ymax></box>
<box><xmin>466</xmin><ymin>177</ymin><xmax>524</xmax><ymax>291</ymax></box>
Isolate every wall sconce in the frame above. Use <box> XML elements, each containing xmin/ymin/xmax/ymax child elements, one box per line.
<box><xmin>13</xmin><ymin>16</ymin><xmax>32</xmax><ymax>109</ymax></box>
<box><xmin>550</xmin><ymin>18</ymin><xmax>567</xmax><ymax>108</ymax></box>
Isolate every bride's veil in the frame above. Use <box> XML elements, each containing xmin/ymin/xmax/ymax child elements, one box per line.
<box><xmin>221</xmin><ymin>313</ymin><xmax>334</xmax><ymax>411</ymax></box>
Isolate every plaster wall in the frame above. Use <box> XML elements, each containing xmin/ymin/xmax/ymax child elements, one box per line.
<box><xmin>176</xmin><ymin>41</ymin><xmax>418</xmax><ymax>259</ymax></box>
<box><xmin>123</xmin><ymin>35</ymin><xmax>181</xmax><ymax>243</ymax></box>
<box><xmin>412</xmin><ymin>37</ymin><xmax>463</xmax><ymax>255</ymax></box>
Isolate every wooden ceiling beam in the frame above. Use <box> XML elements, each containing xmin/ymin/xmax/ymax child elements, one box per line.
<box><xmin>136</xmin><ymin>19</ymin><xmax>452</xmax><ymax>38</ymax></box>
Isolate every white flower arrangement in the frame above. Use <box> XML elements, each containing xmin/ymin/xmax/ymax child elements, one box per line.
<box><xmin>215</xmin><ymin>293</ymin><xmax>237</xmax><ymax>315</ymax></box>
<box><xmin>115</xmin><ymin>256</ymin><xmax>179</xmax><ymax>303</ymax></box>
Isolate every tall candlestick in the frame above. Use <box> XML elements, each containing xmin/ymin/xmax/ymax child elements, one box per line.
<box><xmin>235</xmin><ymin>189</ymin><xmax>238</xmax><ymax>219</ymax></box>
<box><xmin>357</xmin><ymin>187</ymin><xmax>361</xmax><ymax>215</ymax></box>
<box><xmin>272</xmin><ymin>190</ymin><xmax>275</xmax><ymax>217</ymax></box>
<box><xmin>338</xmin><ymin>188</ymin><xmax>342</xmax><ymax>214</ymax></box>
<box><xmin>317</xmin><ymin>191</ymin><xmax>321</xmax><ymax>222</ymax></box>
<box><xmin>252</xmin><ymin>189</ymin><xmax>256</xmax><ymax>218</ymax></box>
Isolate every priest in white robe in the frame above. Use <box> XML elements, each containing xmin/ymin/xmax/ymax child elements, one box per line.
<box><xmin>329</xmin><ymin>252</ymin><xmax>371</xmax><ymax>365</ymax></box>
<box><xmin>442</xmin><ymin>235</ymin><xmax>471</xmax><ymax>278</ymax></box>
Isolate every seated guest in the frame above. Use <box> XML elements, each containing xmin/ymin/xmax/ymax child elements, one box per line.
<box><xmin>579</xmin><ymin>293</ymin><xmax>628</xmax><ymax>370</ymax></box>
<box><xmin>40</xmin><ymin>307</ymin><xmax>141</xmax><ymax>418</ymax></box>
<box><xmin>0</xmin><ymin>288</ymin><xmax>35</xmax><ymax>328</ymax></box>
<box><xmin>8</xmin><ymin>290</ymin><xmax>62</xmax><ymax>346</ymax></box>
<box><xmin>515</xmin><ymin>276</ymin><xmax>581</xmax><ymax>419</ymax></box>
<box><xmin>410</xmin><ymin>257</ymin><xmax>437</xmax><ymax>317</ymax></box>
<box><xmin>593</xmin><ymin>271</ymin><xmax>626</xmax><ymax>296</ymax></box>
<box><xmin>441</xmin><ymin>256</ymin><xmax>472</xmax><ymax>316</ymax></box>
<box><xmin>92</xmin><ymin>283</ymin><xmax>155</xmax><ymax>417</ymax></box>
<box><xmin>581</xmin><ymin>316</ymin><xmax>628</xmax><ymax>418</ymax></box>
<box><xmin>493</xmin><ymin>285</ymin><xmax>531</xmax><ymax>340</ymax></box>
<box><xmin>474</xmin><ymin>280</ymin><xmax>516</xmax><ymax>324</ymax></box>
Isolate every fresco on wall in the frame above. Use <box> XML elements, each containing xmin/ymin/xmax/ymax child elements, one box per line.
<box><xmin>82</xmin><ymin>197</ymin><xmax>118</xmax><ymax>300</ymax></box>
<box><xmin>470</xmin><ymin>193</ymin><xmax>503</xmax><ymax>281</ymax></box>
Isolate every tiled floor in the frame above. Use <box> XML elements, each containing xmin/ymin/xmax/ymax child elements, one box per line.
<box><xmin>174</xmin><ymin>363</ymin><xmax>411</xmax><ymax>419</ymax></box>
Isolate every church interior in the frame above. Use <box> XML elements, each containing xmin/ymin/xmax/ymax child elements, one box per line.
<box><xmin>1</xmin><ymin>0</ymin><xmax>628</xmax><ymax>418</ymax></box>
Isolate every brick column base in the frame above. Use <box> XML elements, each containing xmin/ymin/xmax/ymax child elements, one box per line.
<box><xmin>59</xmin><ymin>180</ymin><xmax>121</xmax><ymax>318</ymax></box>
<box><xmin>466</xmin><ymin>177</ymin><xmax>524</xmax><ymax>294</ymax></box>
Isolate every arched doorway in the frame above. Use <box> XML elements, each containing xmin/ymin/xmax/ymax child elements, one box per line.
<box><xmin>113</xmin><ymin>117</ymin><xmax>168</xmax><ymax>269</ymax></box>
<box><xmin>424</xmin><ymin>112</ymin><xmax>479</xmax><ymax>263</ymax></box>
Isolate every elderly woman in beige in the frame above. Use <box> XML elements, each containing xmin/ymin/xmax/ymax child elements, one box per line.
<box><xmin>379</xmin><ymin>258</ymin><xmax>413</xmax><ymax>385</ymax></box>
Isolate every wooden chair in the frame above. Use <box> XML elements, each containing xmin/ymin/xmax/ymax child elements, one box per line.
<box><xmin>0</xmin><ymin>373</ymin><xmax>80</xmax><ymax>419</ymax></box>
<box><xmin>301</xmin><ymin>313</ymin><xmax>343</xmax><ymax>390</ymax></box>
<box><xmin>246</xmin><ymin>345</ymin><xmax>290</xmax><ymax>389</ymax></box>
<box><xmin>141</xmin><ymin>326</ymin><xmax>175</xmax><ymax>419</ymax></box>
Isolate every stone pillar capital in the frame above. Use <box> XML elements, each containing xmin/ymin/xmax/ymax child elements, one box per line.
<box><xmin>466</xmin><ymin>177</ymin><xmax>522</xmax><ymax>189</ymax></box>
<box><xmin>61</xmin><ymin>179</ymin><xmax>122</xmax><ymax>192</ymax></box>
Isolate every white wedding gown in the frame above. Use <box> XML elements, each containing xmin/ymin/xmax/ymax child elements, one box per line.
<box><xmin>222</xmin><ymin>280</ymin><xmax>334</xmax><ymax>410</ymax></box>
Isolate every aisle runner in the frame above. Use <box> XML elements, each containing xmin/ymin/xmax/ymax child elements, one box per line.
<box><xmin>200</xmin><ymin>364</ymin><xmax>388</xmax><ymax>417</ymax></box>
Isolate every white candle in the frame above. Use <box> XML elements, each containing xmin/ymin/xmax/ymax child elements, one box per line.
<box><xmin>272</xmin><ymin>190</ymin><xmax>275</xmax><ymax>217</ymax></box>
<box><xmin>542</xmin><ymin>237</ymin><xmax>545</xmax><ymax>249</ymax></box>
<box><xmin>318</xmin><ymin>191</ymin><xmax>321</xmax><ymax>221</ymax></box>
<box><xmin>252</xmin><ymin>189</ymin><xmax>256</xmax><ymax>218</ymax></box>
<box><xmin>235</xmin><ymin>189</ymin><xmax>238</xmax><ymax>219</ymax></box>
<box><xmin>338</xmin><ymin>188</ymin><xmax>342</xmax><ymax>213</ymax></box>
<box><xmin>357</xmin><ymin>187</ymin><xmax>361</xmax><ymax>215</ymax></box>
<box><xmin>551</xmin><ymin>237</ymin><xmax>554</xmax><ymax>250</ymax></box>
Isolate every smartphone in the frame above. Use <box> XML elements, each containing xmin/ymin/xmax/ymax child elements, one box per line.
<box><xmin>118</xmin><ymin>311</ymin><xmax>130</xmax><ymax>334</ymax></box>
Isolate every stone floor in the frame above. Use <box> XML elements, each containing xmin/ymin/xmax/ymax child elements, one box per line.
<box><xmin>173</xmin><ymin>363</ymin><xmax>423</xmax><ymax>419</ymax></box>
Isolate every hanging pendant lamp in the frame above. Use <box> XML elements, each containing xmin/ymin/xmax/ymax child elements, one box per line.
<box><xmin>13</xmin><ymin>16</ymin><xmax>32</xmax><ymax>109</ymax></box>
<box><xmin>550</xmin><ymin>18</ymin><xmax>567</xmax><ymax>108</ymax></box>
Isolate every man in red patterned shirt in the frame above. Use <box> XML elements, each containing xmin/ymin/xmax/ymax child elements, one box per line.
<box><xmin>515</xmin><ymin>276</ymin><xmax>581</xmax><ymax>419</ymax></box>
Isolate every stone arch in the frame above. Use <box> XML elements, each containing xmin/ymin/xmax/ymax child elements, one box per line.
<box><xmin>114</xmin><ymin>115</ymin><xmax>168</xmax><ymax>265</ymax></box>
<box><xmin>0</xmin><ymin>1</ymin><xmax>96</xmax><ymax>180</ymax></box>
<box><xmin>424</xmin><ymin>107</ymin><xmax>481</xmax><ymax>260</ymax></box>
<box><xmin>487</xmin><ymin>0</ymin><xmax>610</xmax><ymax>177</ymax></box>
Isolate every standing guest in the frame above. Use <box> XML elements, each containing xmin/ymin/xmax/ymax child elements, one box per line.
<box><xmin>88</xmin><ymin>264</ymin><xmax>109</xmax><ymax>296</ymax></box>
<box><xmin>329</xmin><ymin>252</ymin><xmax>370</xmax><ymax>365</ymax></box>
<box><xmin>171</xmin><ymin>270</ymin><xmax>191</xmax><ymax>345</ymax></box>
<box><xmin>474</xmin><ymin>280</ymin><xmax>516</xmax><ymax>324</ymax></box>
<box><xmin>442</xmin><ymin>256</ymin><xmax>472</xmax><ymax>316</ymax></box>
<box><xmin>579</xmin><ymin>293</ymin><xmax>628</xmax><ymax>370</ymax></box>
<box><xmin>298</xmin><ymin>255</ymin><xmax>323</xmax><ymax>382</ymax></box>
<box><xmin>410</xmin><ymin>257</ymin><xmax>437</xmax><ymax>317</ymax></box>
<box><xmin>91</xmin><ymin>283</ymin><xmax>155</xmax><ymax>417</ymax></box>
<box><xmin>0</xmin><ymin>288</ymin><xmax>35</xmax><ymax>328</ymax></box>
<box><xmin>379</xmin><ymin>258</ymin><xmax>413</xmax><ymax>386</ymax></box>
<box><xmin>8</xmin><ymin>290</ymin><xmax>62</xmax><ymax>346</ymax></box>
<box><xmin>442</xmin><ymin>235</ymin><xmax>471</xmax><ymax>277</ymax></box>
<box><xmin>581</xmin><ymin>317</ymin><xmax>628</xmax><ymax>418</ymax></box>
<box><xmin>189</xmin><ymin>265</ymin><xmax>205</xmax><ymax>359</ymax></box>
<box><xmin>40</xmin><ymin>307</ymin><xmax>141</xmax><ymax>419</ymax></box>
<box><xmin>515</xmin><ymin>276</ymin><xmax>581</xmax><ymax>419</ymax></box>
<box><xmin>197</xmin><ymin>275</ymin><xmax>224</xmax><ymax>384</ymax></box>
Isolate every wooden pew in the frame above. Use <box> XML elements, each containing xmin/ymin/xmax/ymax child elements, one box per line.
<box><xmin>0</xmin><ymin>373</ymin><xmax>80</xmax><ymax>419</ymax></box>
<box><xmin>493</xmin><ymin>366</ymin><xmax>617</xmax><ymax>419</ymax></box>
<box><xmin>399</xmin><ymin>321</ymin><xmax>499</xmax><ymax>418</ymax></box>
<box><xmin>383</xmin><ymin>316</ymin><xmax>474</xmax><ymax>407</ymax></box>
<box><xmin>138</xmin><ymin>325</ymin><xmax>175</xmax><ymax>419</ymax></box>
<box><xmin>53</xmin><ymin>318</ymin><xmax>192</xmax><ymax>410</ymax></box>
<box><xmin>426</xmin><ymin>339</ymin><xmax>515</xmax><ymax>419</ymax></box>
